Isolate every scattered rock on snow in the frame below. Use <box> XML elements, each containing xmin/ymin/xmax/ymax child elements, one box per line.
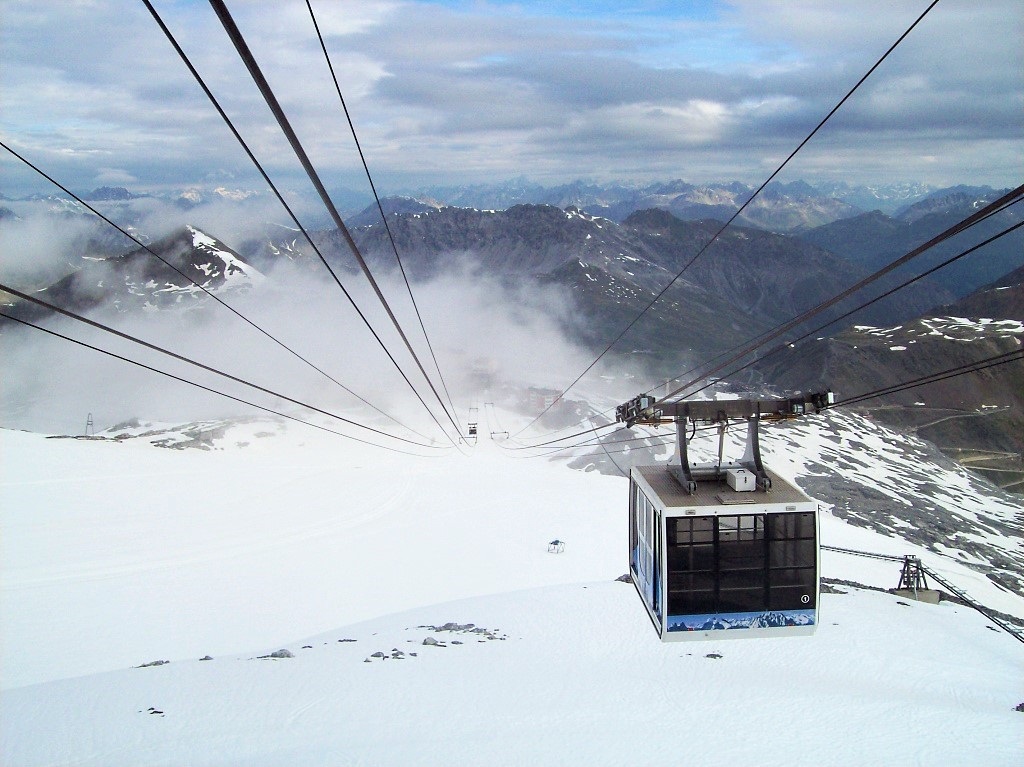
<box><xmin>199</xmin><ymin>655</ymin><xmax>213</xmax><ymax>661</ymax></box>
<box><xmin>258</xmin><ymin>649</ymin><xmax>294</xmax><ymax>659</ymax></box>
<box><xmin>820</xmin><ymin>582</ymin><xmax>847</xmax><ymax>594</ymax></box>
<box><xmin>426</xmin><ymin>622</ymin><xmax>475</xmax><ymax>632</ymax></box>
<box><xmin>136</xmin><ymin>660</ymin><xmax>169</xmax><ymax>668</ymax></box>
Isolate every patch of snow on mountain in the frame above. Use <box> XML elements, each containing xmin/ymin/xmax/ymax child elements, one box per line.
<box><xmin>212</xmin><ymin>186</ymin><xmax>257</xmax><ymax>201</ymax></box>
<box><xmin>915</xmin><ymin>317</ymin><xmax>1023</xmax><ymax>341</ymax></box>
<box><xmin>852</xmin><ymin>324</ymin><xmax>902</xmax><ymax>338</ymax></box>
<box><xmin>187</xmin><ymin>225</ymin><xmax>264</xmax><ymax>288</ymax></box>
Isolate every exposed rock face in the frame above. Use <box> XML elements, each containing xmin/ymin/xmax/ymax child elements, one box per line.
<box><xmin>755</xmin><ymin>270</ymin><xmax>1024</xmax><ymax>494</ymax></box>
<box><xmin>1</xmin><ymin>225</ymin><xmax>262</xmax><ymax>323</ymax></box>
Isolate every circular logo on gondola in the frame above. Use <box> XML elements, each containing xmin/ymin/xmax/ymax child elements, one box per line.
<box><xmin>801</xmin><ymin>594</ymin><xmax>810</xmax><ymax>604</ymax></box>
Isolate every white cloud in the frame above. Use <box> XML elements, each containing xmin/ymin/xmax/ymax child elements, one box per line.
<box><xmin>1</xmin><ymin>0</ymin><xmax>1021</xmax><ymax>194</ymax></box>
<box><xmin>94</xmin><ymin>167</ymin><xmax>138</xmax><ymax>185</ymax></box>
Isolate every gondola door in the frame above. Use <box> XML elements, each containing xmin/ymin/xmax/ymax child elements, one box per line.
<box><xmin>630</xmin><ymin>482</ymin><xmax>663</xmax><ymax>632</ymax></box>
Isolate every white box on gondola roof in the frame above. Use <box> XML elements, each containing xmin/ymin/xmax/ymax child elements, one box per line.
<box><xmin>726</xmin><ymin>467</ymin><xmax>755</xmax><ymax>492</ymax></box>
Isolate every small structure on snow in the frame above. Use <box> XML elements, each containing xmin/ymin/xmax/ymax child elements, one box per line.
<box><xmin>892</xmin><ymin>555</ymin><xmax>941</xmax><ymax>604</ymax></box>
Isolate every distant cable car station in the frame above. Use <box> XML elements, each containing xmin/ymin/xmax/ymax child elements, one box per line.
<box><xmin>617</xmin><ymin>391</ymin><xmax>833</xmax><ymax>640</ymax></box>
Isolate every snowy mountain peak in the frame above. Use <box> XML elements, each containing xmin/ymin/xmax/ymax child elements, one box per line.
<box><xmin>185</xmin><ymin>225</ymin><xmax>264</xmax><ymax>287</ymax></box>
<box><xmin>0</xmin><ymin>225</ymin><xmax>264</xmax><ymax>326</ymax></box>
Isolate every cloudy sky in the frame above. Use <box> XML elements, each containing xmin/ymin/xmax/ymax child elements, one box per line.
<box><xmin>2</xmin><ymin>0</ymin><xmax>1021</xmax><ymax>198</ymax></box>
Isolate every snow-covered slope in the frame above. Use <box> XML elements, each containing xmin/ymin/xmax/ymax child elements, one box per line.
<box><xmin>0</xmin><ymin>416</ymin><xmax>624</xmax><ymax>689</ymax></box>
<box><xmin>4</xmin><ymin>583</ymin><xmax>1020</xmax><ymax>767</ymax></box>
<box><xmin>1</xmin><ymin>406</ymin><xmax>1022</xmax><ymax>765</ymax></box>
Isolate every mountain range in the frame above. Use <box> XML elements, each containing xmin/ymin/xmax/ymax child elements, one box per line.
<box><xmin>1</xmin><ymin>182</ymin><xmax>1020</xmax><ymax>492</ymax></box>
<box><xmin>336</xmin><ymin>203</ymin><xmax>954</xmax><ymax>366</ymax></box>
<box><xmin>398</xmin><ymin>178</ymin><xmax>944</xmax><ymax>228</ymax></box>
<box><xmin>0</xmin><ymin>177</ymin><xmax>991</xmax><ymax>232</ymax></box>
<box><xmin>795</xmin><ymin>188</ymin><xmax>1023</xmax><ymax>296</ymax></box>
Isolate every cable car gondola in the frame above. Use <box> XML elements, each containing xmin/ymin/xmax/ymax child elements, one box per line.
<box><xmin>618</xmin><ymin>392</ymin><xmax>832</xmax><ymax>641</ymax></box>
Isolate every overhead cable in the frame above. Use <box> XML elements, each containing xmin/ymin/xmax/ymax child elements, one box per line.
<box><xmin>586</xmin><ymin>414</ymin><xmax>629</xmax><ymax>477</ymax></box>
<box><xmin>516</xmin><ymin>0</ymin><xmax>942</xmax><ymax>434</ymax></box>
<box><xmin>516</xmin><ymin>348</ymin><xmax>1022</xmax><ymax>459</ymax></box>
<box><xmin>0</xmin><ymin>138</ymin><xmax>431</xmax><ymax>442</ymax></box>
<box><xmin>659</xmin><ymin>183</ymin><xmax>1024</xmax><ymax>402</ymax></box>
<box><xmin>835</xmin><ymin>350</ymin><xmax>1023</xmax><ymax>408</ymax></box>
<box><xmin>525</xmin><ymin>420</ymin><xmax>726</xmax><ymax>459</ymax></box>
<box><xmin>676</xmin><ymin>216</ymin><xmax>1024</xmax><ymax>402</ymax></box>
<box><xmin>142</xmin><ymin>0</ymin><xmax>457</xmax><ymax>446</ymax></box>
<box><xmin>305</xmin><ymin>0</ymin><xmax>459</xmax><ymax>422</ymax></box>
<box><xmin>520</xmin><ymin>192</ymin><xmax>1023</xmax><ymax>449</ymax></box>
<box><xmin>533</xmin><ymin>345</ymin><xmax>1023</xmax><ymax>457</ymax></box>
<box><xmin>206</xmin><ymin>0</ymin><xmax>462</xmax><ymax>441</ymax></box>
<box><xmin>655</xmin><ymin>198</ymin><xmax>1023</xmax><ymax>401</ymax></box>
<box><xmin>0</xmin><ymin>311</ymin><xmax>442</xmax><ymax>457</ymax></box>
<box><xmin>502</xmin><ymin>421</ymin><xmax>625</xmax><ymax>451</ymax></box>
<box><xmin>0</xmin><ymin>282</ymin><xmax>445</xmax><ymax>450</ymax></box>
<box><xmin>505</xmin><ymin>193</ymin><xmax>1021</xmax><ymax>448</ymax></box>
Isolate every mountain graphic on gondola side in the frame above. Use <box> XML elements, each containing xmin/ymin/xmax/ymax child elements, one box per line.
<box><xmin>746</xmin><ymin>611</ymin><xmax>816</xmax><ymax>628</ymax></box>
<box><xmin>670</xmin><ymin>610</ymin><xmax>816</xmax><ymax>631</ymax></box>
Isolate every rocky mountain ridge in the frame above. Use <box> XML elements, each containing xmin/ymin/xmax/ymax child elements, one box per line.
<box><xmin>754</xmin><ymin>264</ymin><xmax>1024</xmax><ymax>493</ymax></box>
<box><xmin>400</xmin><ymin>178</ymin><xmax>947</xmax><ymax>228</ymax></box>
<box><xmin>794</xmin><ymin>187</ymin><xmax>1022</xmax><ymax>297</ymax></box>
<box><xmin>3</xmin><ymin>177</ymin><xmax>960</xmax><ymax>235</ymax></box>
<box><xmin>331</xmin><ymin>204</ymin><xmax>952</xmax><ymax>369</ymax></box>
<box><xmin>1</xmin><ymin>225</ymin><xmax>261</xmax><ymax>322</ymax></box>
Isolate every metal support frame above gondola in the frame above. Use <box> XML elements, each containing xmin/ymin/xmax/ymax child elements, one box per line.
<box><xmin>617</xmin><ymin>391</ymin><xmax>833</xmax><ymax>495</ymax></box>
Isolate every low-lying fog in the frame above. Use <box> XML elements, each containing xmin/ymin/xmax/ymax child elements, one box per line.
<box><xmin>1</xmin><ymin>200</ymin><xmax>640</xmax><ymax>442</ymax></box>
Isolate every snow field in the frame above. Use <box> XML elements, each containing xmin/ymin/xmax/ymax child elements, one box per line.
<box><xmin>2</xmin><ymin>406</ymin><xmax>1022</xmax><ymax>766</ymax></box>
<box><xmin>1</xmin><ymin>422</ymin><xmax>624</xmax><ymax>689</ymax></box>
<box><xmin>2</xmin><ymin>583</ymin><xmax>1021</xmax><ymax>766</ymax></box>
